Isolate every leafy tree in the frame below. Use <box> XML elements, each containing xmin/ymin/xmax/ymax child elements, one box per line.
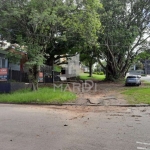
<box><xmin>44</xmin><ymin>0</ymin><xmax>102</xmax><ymax>67</ymax></box>
<box><xmin>80</xmin><ymin>47</ymin><xmax>97</xmax><ymax>77</ymax></box>
<box><xmin>135</xmin><ymin>61</ymin><xmax>144</xmax><ymax>70</ymax></box>
<box><xmin>136</xmin><ymin>49</ymin><xmax>150</xmax><ymax>61</ymax></box>
<box><xmin>0</xmin><ymin>0</ymin><xmax>102</xmax><ymax>89</ymax></box>
<box><xmin>97</xmin><ymin>0</ymin><xmax>150</xmax><ymax>81</ymax></box>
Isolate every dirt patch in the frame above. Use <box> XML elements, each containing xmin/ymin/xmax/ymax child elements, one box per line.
<box><xmin>68</xmin><ymin>82</ymin><xmax>127</xmax><ymax>105</ymax></box>
<box><xmin>43</xmin><ymin>105</ymin><xmax>128</xmax><ymax>114</ymax></box>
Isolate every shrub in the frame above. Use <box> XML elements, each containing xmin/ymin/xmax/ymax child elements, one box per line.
<box><xmin>93</xmin><ymin>72</ymin><xmax>97</xmax><ymax>74</ymax></box>
<box><xmin>99</xmin><ymin>71</ymin><xmax>104</xmax><ymax>75</ymax></box>
<box><xmin>93</xmin><ymin>71</ymin><xmax>104</xmax><ymax>75</ymax></box>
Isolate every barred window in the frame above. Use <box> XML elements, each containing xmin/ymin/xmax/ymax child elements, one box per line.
<box><xmin>0</xmin><ymin>58</ymin><xmax>7</xmax><ymax>68</ymax></box>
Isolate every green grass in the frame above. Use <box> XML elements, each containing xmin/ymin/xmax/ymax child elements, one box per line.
<box><xmin>122</xmin><ymin>87</ymin><xmax>150</xmax><ymax>104</ymax></box>
<box><xmin>0</xmin><ymin>87</ymin><xmax>76</xmax><ymax>104</ymax></box>
<box><xmin>141</xmin><ymin>80</ymin><xmax>150</xmax><ymax>86</ymax></box>
<box><xmin>79</xmin><ymin>73</ymin><xmax>105</xmax><ymax>80</ymax></box>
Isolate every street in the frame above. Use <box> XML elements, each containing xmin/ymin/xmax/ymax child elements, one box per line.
<box><xmin>141</xmin><ymin>76</ymin><xmax>150</xmax><ymax>82</ymax></box>
<box><xmin>0</xmin><ymin>104</ymin><xmax>150</xmax><ymax>150</ymax></box>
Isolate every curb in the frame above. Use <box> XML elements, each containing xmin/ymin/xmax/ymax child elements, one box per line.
<box><xmin>0</xmin><ymin>102</ymin><xmax>150</xmax><ymax>107</ymax></box>
<box><xmin>63</xmin><ymin>103</ymin><xmax>150</xmax><ymax>107</ymax></box>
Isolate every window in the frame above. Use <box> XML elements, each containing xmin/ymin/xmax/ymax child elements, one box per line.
<box><xmin>127</xmin><ymin>76</ymin><xmax>136</xmax><ymax>79</ymax></box>
<box><xmin>2</xmin><ymin>59</ymin><xmax>5</xmax><ymax>68</ymax></box>
<box><xmin>0</xmin><ymin>58</ymin><xmax>7</xmax><ymax>68</ymax></box>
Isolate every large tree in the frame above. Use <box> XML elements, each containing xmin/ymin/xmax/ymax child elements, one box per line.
<box><xmin>0</xmin><ymin>0</ymin><xmax>102</xmax><ymax>89</ymax></box>
<box><xmin>44</xmin><ymin>0</ymin><xmax>102</xmax><ymax>66</ymax></box>
<box><xmin>97</xmin><ymin>0</ymin><xmax>150</xmax><ymax>81</ymax></box>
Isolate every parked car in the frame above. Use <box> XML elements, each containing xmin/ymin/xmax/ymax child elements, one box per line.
<box><xmin>125</xmin><ymin>75</ymin><xmax>141</xmax><ymax>86</ymax></box>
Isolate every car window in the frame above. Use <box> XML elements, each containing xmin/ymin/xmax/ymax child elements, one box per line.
<box><xmin>127</xmin><ymin>76</ymin><xmax>136</xmax><ymax>78</ymax></box>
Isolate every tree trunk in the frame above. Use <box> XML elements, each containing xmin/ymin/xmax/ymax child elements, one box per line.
<box><xmin>46</xmin><ymin>55</ymin><xmax>54</xmax><ymax>66</ymax></box>
<box><xmin>105</xmin><ymin>60</ymin><xmax>125</xmax><ymax>81</ymax></box>
<box><xmin>31</xmin><ymin>80</ymin><xmax>38</xmax><ymax>91</ymax></box>
<box><xmin>29</xmin><ymin>65</ymin><xmax>39</xmax><ymax>91</ymax></box>
<box><xmin>89</xmin><ymin>61</ymin><xmax>93</xmax><ymax>77</ymax></box>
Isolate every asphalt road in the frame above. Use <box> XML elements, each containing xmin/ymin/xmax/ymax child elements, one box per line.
<box><xmin>141</xmin><ymin>76</ymin><xmax>150</xmax><ymax>82</ymax></box>
<box><xmin>0</xmin><ymin>104</ymin><xmax>150</xmax><ymax>150</ymax></box>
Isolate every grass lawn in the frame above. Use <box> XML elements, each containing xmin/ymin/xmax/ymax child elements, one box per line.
<box><xmin>141</xmin><ymin>80</ymin><xmax>150</xmax><ymax>86</ymax></box>
<box><xmin>122</xmin><ymin>87</ymin><xmax>150</xmax><ymax>104</ymax></box>
<box><xmin>79</xmin><ymin>73</ymin><xmax>105</xmax><ymax>80</ymax></box>
<box><xmin>0</xmin><ymin>87</ymin><xmax>76</xmax><ymax>104</ymax></box>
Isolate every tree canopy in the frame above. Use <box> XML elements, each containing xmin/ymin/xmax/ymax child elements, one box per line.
<box><xmin>0</xmin><ymin>0</ymin><xmax>149</xmax><ymax>82</ymax></box>
<box><xmin>97</xmin><ymin>0</ymin><xmax>150</xmax><ymax>80</ymax></box>
<box><xmin>0</xmin><ymin>0</ymin><xmax>102</xmax><ymax>88</ymax></box>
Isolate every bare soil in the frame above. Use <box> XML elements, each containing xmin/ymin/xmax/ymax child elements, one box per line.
<box><xmin>68</xmin><ymin>81</ymin><xmax>127</xmax><ymax>105</ymax></box>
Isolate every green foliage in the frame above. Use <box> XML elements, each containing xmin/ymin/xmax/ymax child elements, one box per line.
<box><xmin>97</xmin><ymin>0</ymin><xmax>150</xmax><ymax>81</ymax></box>
<box><xmin>6</xmin><ymin>50</ymin><xmax>22</xmax><ymax>64</ymax></box>
<box><xmin>2</xmin><ymin>0</ymin><xmax>149</xmax><ymax>83</ymax></box>
<box><xmin>53</xmin><ymin>65</ymin><xmax>61</xmax><ymax>72</ymax></box>
<box><xmin>0</xmin><ymin>0</ymin><xmax>102</xmax><ymax>74</ymax></box>
<box><xmin>136</xmin><ymin>62</ymin><xmax>144</xmax><ymax>70</ymax></box>
<box><xmin>136</xmin><ymin>50</ymin><xmax>150</xmax><ymax>61</ymax></box>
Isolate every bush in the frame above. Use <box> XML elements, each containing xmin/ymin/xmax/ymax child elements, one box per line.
<box><xmin>93</xmin><ymin>71</ymin><xmax>104</xmax><ymax>75</ymax></box>
<box><xmin>99</xmin><ymin>71</ymin><xmax>104</xmax><ymax>75</ymax></box>
<box><xmin>93</xmin><ymin>72</ymin><xmax>97</xmax><ymax>74</ymax></box>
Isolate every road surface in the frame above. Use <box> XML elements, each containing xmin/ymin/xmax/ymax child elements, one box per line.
<box><xmin>141</xmin><ymin>76</ymin><xmax>150</xmax><ymax>82</ymax></box>
<box><xmin>0</xmin><ymin>104</ymin><xmax>150</xmax><ymax>150</ymax></box>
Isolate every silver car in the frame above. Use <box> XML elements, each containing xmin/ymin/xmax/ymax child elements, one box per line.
<box><xmin>125</xmin><ymin>75</ymin><xmax>141</xmax><ymax>86</ymax></box>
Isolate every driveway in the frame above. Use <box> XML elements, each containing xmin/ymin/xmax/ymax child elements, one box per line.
<box><xmin>71</xmin><ymin>82</ymin><xmax>127</xmax><ymax>105</ymax></box>
<box><xmin>0</xmin><ymin>104</ymin><xmax>150</xmax><ymax>150</ymax></box>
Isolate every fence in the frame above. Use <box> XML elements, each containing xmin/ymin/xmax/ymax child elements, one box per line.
<box><xmin>8</xmin><ymin>69</ymin><xmax>29</xmax><ymax>82</ymax></box>
<box><xmin>8</xmin><ymin>65</ymin><xmax>60</xmax><ymax>83</ymax></box>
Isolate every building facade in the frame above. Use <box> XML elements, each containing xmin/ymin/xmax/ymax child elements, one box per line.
<box><xmin>144</xmin><ymin>60</ymin><xmax>150</xmax><ymax>75</ymax></box>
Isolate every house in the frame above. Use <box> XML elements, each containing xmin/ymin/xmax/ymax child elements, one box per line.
<box><xmin>0</xmin><ymin>41</ymin><xmax>28</xmax><ymax>82</ymax></box>
<box><xmin>0</xmin><ymin>40</ymin><xmax>80</xmax><ymax>82</ymax></box>
<box><xmin>0</xmin><ymin>50</ymin><xmax>8</xmax><ymax>81</ymax></box>
<box><xmin>80</xmin><ymin>64</ymin><xmax>89</xmax><ymax>73</ymax></box>
<box><xmin>0</xmin><ymin>41</ymin><xmax>24</xmax><ymax>71</ymax></box>
<box><xmin>144</xmin><ymin>60</ymin><xmax>150</xmax><ymax>75</ymax></box>
<box><xmin>0</xmin><ymin>42</ymin><xmax>60</xmax><ymax>83</ymax></box>
<box><xmin>57</xmin><ymin>54</ymin><xmax>80</xmax><ymax>78</ymax></box>
<box><xmin>0</xmin><ymin>40</ymin><xmax>10</xmax><ymax>81</ymax></box>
